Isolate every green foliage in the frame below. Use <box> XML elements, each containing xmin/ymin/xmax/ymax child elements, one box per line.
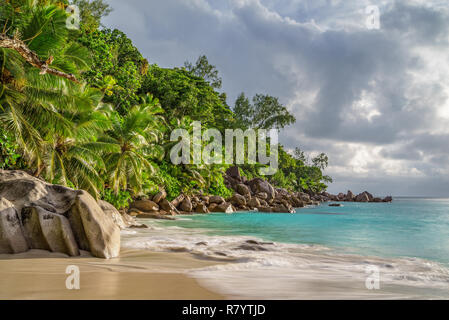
<box><xmin>207</xmin><ymin>174</ymin><xmax>233</xmax><ymax>198</ymax></box>
<box><xmin>0</xmin><ymin>1</ymin><xmax>332</xmax><ymax>204</ymax></box>
<box><xmin>184</xmin><ymin>55</ymin><xmax>222</xmax><ymax>89</ymax></box>
<box><xmin>233</xmin><ymin>93</ymin><xmax>296</xmax><ymax>130</ymax></box>
<box><xmin>71</xmin><ymin>0</ymin><xmax>112</xmax><ymax>32</ymax></box>
<box><xmin>101</xmin><ymin>188</ymin><xmax>132</xmax><ymax>209</ymax></box>
<box><xmin>156</xmin><ymin>163</ymin><xmax>182</xmax><ymax>201</ymax></box>
<box><xmin>0</xmin><ymin>128</ymin><xmax>25</xmax><ymax>170</ymax></box>
<box><xmin>78</xmin><ymin>29</ymin><xmax>148</xmax><ymax>113</ymax></box>
<box><xmin>140</xmin><ymin>65</ymin><xmax>233</xmax><ymax>131</ymax></box>
<box><xmin>99</xmin><ymin>94</ymin><xmax>164</xmax><ymax>195</ymax></box>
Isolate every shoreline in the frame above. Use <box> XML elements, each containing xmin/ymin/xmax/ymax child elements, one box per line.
<box><xmin>2</xmin><ymin>207</ymin><xmax>449</xmax><ymax>300</ymax></box>
<box><xmin>0</xmin><ymin>249</ymin><xmax>224</xmax><ymax>300</ymax></box>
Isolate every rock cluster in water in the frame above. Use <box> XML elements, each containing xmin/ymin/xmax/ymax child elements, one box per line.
<box><xmin>0</xmin><ymin>170</ymin><xmax>141</xmax><ymax>258</ymax></box>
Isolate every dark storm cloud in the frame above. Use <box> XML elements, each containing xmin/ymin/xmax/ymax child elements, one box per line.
<box><xmin>103</xmin><ymin>0</ymin><xmax>449</xmax><ymax>196</ymax></box>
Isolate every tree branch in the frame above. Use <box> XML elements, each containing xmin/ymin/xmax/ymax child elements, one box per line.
<box><xmin>0</xmin><ymin>33</ymin><xmax>79</xmax><ymax>83</ymax></box>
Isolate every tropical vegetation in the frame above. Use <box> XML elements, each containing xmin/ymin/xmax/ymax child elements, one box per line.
<box><xmin>0</xmin><ymin>0</ymin><xmax>331</xmax><ymax>208</ymax></box>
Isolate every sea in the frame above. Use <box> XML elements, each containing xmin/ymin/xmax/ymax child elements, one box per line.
<box><xmin>121</xmin><ymin>198</ymin><xmax>449</xmax><ymax>299</ymax></box>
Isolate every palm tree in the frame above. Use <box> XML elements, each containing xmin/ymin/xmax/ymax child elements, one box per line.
<box><xmin>100</xmin><ymin>94</ymin><xmax>164</xmax><ymax>195</ymax></box>
<box><xmin>0</xmin><ymin>0</ymin><xmax>93</xmax><ymax>177</ymax></box>
<box><xmin>38</xmin><ymin>87</ymin><xmax>116</xmax><ymax>197</ymax></box>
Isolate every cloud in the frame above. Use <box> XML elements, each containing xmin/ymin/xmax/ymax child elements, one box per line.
<box><xmin>103</xmin><ymin>0</ymin><xmax>449</xmax><ymax>196</ymax></box>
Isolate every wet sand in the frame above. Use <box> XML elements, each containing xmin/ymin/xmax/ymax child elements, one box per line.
<box><xmin>0</xmin><ymin>249</ymin><xmax>224</xmax><ymax>300</ymax></box>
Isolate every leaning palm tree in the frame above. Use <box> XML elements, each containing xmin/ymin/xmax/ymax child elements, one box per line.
<box><xmin>38</xmin><ymin>87</ymin><xmax>116</xmax><ymax>197</ymax></box>
<box><xmin>0</xmin><ymin>0</ymin><xmax>91</xmax><ymax>168</ymax></box>
<box><xmin>100</xmin><ymin>94</ymin><xmax>164</xmax><ymax>195</ymax></box>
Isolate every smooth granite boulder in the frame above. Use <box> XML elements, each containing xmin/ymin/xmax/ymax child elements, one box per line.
<box><xmin>0</xmin><ymin>170</ymin><xmax>77</xmax><ymax>214</ymax></box>
<box><xmin>98</xmin><ymin>200</ymin><xmax>128</xmax><ymax>230</ymax></box>
<box><xmin>129</xmin><ymin>200</ymin><xmax>159</xmax><ymax>213</ymax></box>
<box><xmin>180</xmin><ymin>197</ymin><xmax>193</xmax><ymax>212</ymax></box>
<box><xmin>21</xmin><ymin>206</ymin><xmax>79</xmax><ymax>256</ymax></box>
<box><xmin>0</xmin><ymin>198</ymin><xmax>28</xmax><ymax>254</ymax></box>
<box><xmin>68</xmin><ymin>191</ymin><xmax>120</xmax><ymax>259</ymax></box>
<box><xmin>247</xmin><ymin>178</ymin><xmax>275</xmax><ymax>200</ymax></box>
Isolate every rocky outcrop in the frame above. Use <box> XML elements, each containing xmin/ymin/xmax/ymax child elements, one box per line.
<box><xmin>129</xmin><ymin>200</ymin><xmax>159</xmax><ymax>213</ymax></box>
<box><xmin>210</xmin><ymin>202</ymin><xmax>234</xmax><ymax>213</ymax></box>
<box><xmin>99</xmin><ymin>200</ymin><xmax>142</xmax><ymax>229</ymax></box>
<box><xmin>0</xmin><ymin>170</ymin><xmax>121</xmax><ymax>259</ymax></box>
<box><xmin>0</xmin><ymin>198</ymin><xmax>28</xmax><ymax>254</ymax></box>
<box><xmin>159</xmin><ymin>199</ymin><xmax>179</xmax><ymax>215</ymax></box>
<box><xmin>229</xmin><ymin>194</ymin><xmax>246</xmax><ymax>207</ymax></box>
<box><xmin>180</xmin><ymin>197</ymin><xmax>193</xmax><ymax>212</ymax></box>
<box><xmin>235</xmin><ymin>184</ymin><xmax>251</xmax><ymax>197</ymax></box>
<box><xmin>322</xmin><ymin>190</ymin><xmax>393</xmax><ymax>203</ymax></box>
<box><xmin>68</xmin><ymin>191</ymin><xmax>120</xmax><ymax>259</ymax></box>
<box><xmin>152</xmin><ymin>190</ymin><xmax>167</xmax><ymax>204</ymax></box>
<box><xmin>209</xmin><ymin>196</ymin><xmax>225</xmax><ymax>204</ymax></box>
<box><xmin>22</xmin><ymin>206</ymin><xmax>79</xmax><ymax>256</ymax></box>
<box><xmin>247</xmin><ymin>178</ymin><xmax>275</xmax><ymax>200</ymax></box>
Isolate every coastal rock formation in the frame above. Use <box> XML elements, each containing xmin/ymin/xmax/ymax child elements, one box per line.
<box><xmin>211</xmin><ymin>202</ymin><xmax>234</xmax><ymax>213</ymax></box>
<box><xmin>68</xmin><ymin>191</ymin><xmax>120</xmax><ymax>259</ymax></box>
<box><xmin>0</xmin><ymin>198</ymin><xmax>28</xmax><ymax>254</ymax></box>
<box><xmin>152</xmin><ymin>190</ymin><xmax>167</xmax><ymax>204</ymax></box>
<box><xmin>22</xmin><ymin>206</ymin><xmax>79</xmax><ymax>256</ymax></box>
<box><xmin>180</xmin><ymin>197</ymin><xmax>193</xmax><ymax>212</ymax></box>
<box><xmin>248</xmin><ymin>178</ymin><xmax>275</xmax><ymax>200</ymax></box>
<box><xmin>129</xmin><ymin>200</ymin><xmax>159</xmax><ymax>213</ymax></box>
<box><xmin>229</xmin><ymin>194</ymin><xmax>246</xmax><ymax>207</ymax></box>
<box><xmin>129</xmin><ymin>167</ymin><xmax>393</xmax><ymax>220</ymax></box>
<box><xmin>0</xmin><ymin>170</ymin><xmax>120</xmax><ymax>259</ymax></box>
<box><xmin>209</xmin><ymin>196</ymin><xmax>225</xmax><ymax>204</ymax></box>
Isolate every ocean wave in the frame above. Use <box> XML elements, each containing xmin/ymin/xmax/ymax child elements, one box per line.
<box><xmin>121</xmin><ymin>219</ymin><xmax>449</xmax><ymax>299</ymax></box>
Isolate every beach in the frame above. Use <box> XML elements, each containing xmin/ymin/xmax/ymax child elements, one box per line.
<box><xmin>2</xmin><ymin>198</ymin><xmax>449</xmax><ymax>300</ymax></box>
<box><xmin>0</xmin><ymin>249</ymin><xmax>223</xmax><ymax>300</ymax></box>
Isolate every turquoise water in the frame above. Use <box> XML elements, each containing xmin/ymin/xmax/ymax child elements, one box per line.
<box><xmin>160</xmin><ymin>198</ymin><xmax>449</xmax><ymax>264</ymax></box>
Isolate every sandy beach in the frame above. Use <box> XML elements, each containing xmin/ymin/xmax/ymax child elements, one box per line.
<box><xmin>0</xmin><ymin>249</ymin><xmax>224</xmax><ymax>300</ymax></box>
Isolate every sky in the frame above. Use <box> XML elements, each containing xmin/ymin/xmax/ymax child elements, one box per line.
<box><xmin>102</xmin><ymin>0</ymin><xmax>449</xmax><ymax>197</ymax></box>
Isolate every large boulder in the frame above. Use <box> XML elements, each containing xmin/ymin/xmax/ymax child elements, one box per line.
<box><xmin>194</xmin><ymin>203</ymin><xmax>209</xmax><ymax>214</ymax></box>
<box><xmin>21</xmin><ymin>206</ymin><xmax>79</xmax><ymax>256</ymax></box>
<box><xmin>298</xmin><ymin>192</ymin><xmax>311</xmax><ymax>203</ymax></box>
<box><xmin>345</xmin><ymin>191</ymin><xmax>355</xmax><ymax>201</ymax></box>
<box><xmin>159</xmin><ymin>199</ymin><xmax>179</xmax><ymax>215</ymax></box>
<box><xmin>171</xmin><ymin>194</ymin><xmax>185</xmax><ymax>208</ymax></box>
<box><xmin>130</xmin><ymin>200</ymin><xmax>159</xmax><ymax>213</ymax></box>
<box><xmin>209</xmin><ymin>196</ymin><xmax>225</xmax><ymax>204</ymax></box>
<box><xmin>68</xmin><ymin>191</ymin><xmax>120</xmax><ymax>259</ymax></box>
<box><xmin>211</xmin><ymin>202</ymin><xmax>234</xmax><ymax>214</ymax></box>
<box><xmin>247</xmin><ymin>197</ymin><xmax>261</xmax><ymax>209</ymax></box>
<box><xmin>229</xmin><ymin>194</ymin><xmax>246</xmax><ymax>207</ymax></box>
<box><xmin>355</xmin><ymin>192</ymin><xmax>370</xmax><ymax>202</ymax></box>
<box><xmin>0</xmin><ymin>198</ymin><xmax>28</xmax><ymax>254</ymax></box>
<box><xmin>235</xmin><ymin>184</ymin><xmax>251</xmax><ymax>197</ymax></box>
<box><xmin>152</xmin><ymin>190</ymin><xmax>167</xmax><ymax>204</ymax></box>
<box><xmin>98</xmin><ymin>200</ymin><xmax>128</xmax><ymax>230</ymax></box>
<box><xmin>291</xmin><ymin>196</ymin><xmax>304</xmax><ymax>208</ymax></box>
<box><xmin>0</xmin><ymin>170</ymin><xmax>121</xmax><ymax>259</ymax></box>
<box><xmin>0</xmin><ymin>170</ymin><xmax>77</xmax><ymax>214</ymax></box>
<box><xmin>383</xmin><ymin>196</ymin><xmax>393</xmax><ymax>202</ymax></box>
<box><xmin>180</xmin><ymin>197</ymin><xmax>193</xmax><ymax>212</ymax></box>
<box><xmin>248</xmin><ymin>178</ymin><xmax>275</xmax><ymax>200</ymax></box>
